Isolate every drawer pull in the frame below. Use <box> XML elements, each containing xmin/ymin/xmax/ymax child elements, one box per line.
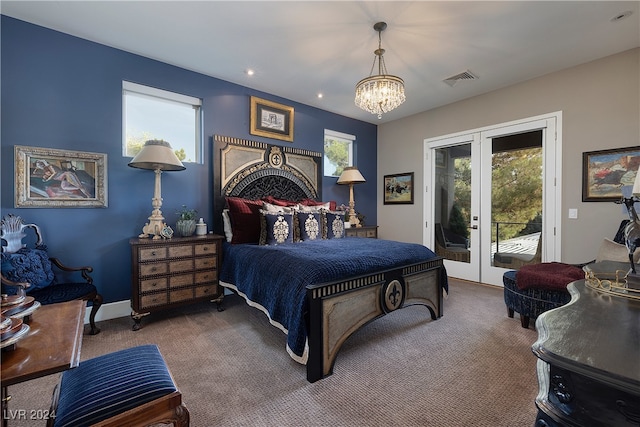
<box><xmin>203</xmin><ymin>247</ymin><xmax>209</xmax><ymax>251</ymax></box>
<box><xmin>550</xmin><ymin>375</ymin><xmax>573</xmax><ymax>404</ymax></box>
<box><xmin>617</xmin><ymin>400</ymin><xmax>640</xmax><ymax>423</ymax></box>
<box><xmin>151</xmin><ymin>251</ymin><xmax>156</xmax><ymax>256</ymax></box>
<box><xmin>150</xmin><ymin>267</ymin><xmax>157</xmax><ymax>272</ymax></box>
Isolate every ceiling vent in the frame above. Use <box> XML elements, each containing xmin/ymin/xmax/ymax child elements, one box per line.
<box><xmin>443</xmin><ymin>70</ymin><xmax>478</xmax><ymax>87</ymax></box>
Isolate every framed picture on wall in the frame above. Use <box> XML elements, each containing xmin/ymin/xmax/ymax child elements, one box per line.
<box><xmin>14</xmin><ymin>145</ymin><xmax>108</xmax><ymax>208</ymax></box>
<box><xmin>582</xmin><ymin>146</ymin><xmax>640</xmax><ymax>202</ymax></box>
<box><xmin>384</xmin><ymin>172</ymin><xmax>414</xmax><ymax>205</ymax></box>
<box><xmin>250</xmin><ymin>96</ymin><xmax>294</xmax><ymax>142</ymax></box>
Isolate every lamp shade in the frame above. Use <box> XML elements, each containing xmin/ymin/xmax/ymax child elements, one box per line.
<box><xmin>633</xmin><ymin>166</ymin><xmax>640</xmax><ymax>197</ymax></box>
<box><xmin>128</xmin><ymin>140</ymin><xmax>185</xmax><ymax>171</ymax></box>
<box><xmin>337</xmin><ymin>166</ymin><xmax>366</xmax><ymax>185</ymax></box>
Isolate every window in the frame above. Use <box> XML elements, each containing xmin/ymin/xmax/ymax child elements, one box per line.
<box><xmin>123</xmin><ymin>81</ymin><xmax>202</xmax><ymax>163</ymax></box>
<box><xmin>324</xmin><ymin>129</ymin><xmax>355</xmax><ymax>177</ymax></box>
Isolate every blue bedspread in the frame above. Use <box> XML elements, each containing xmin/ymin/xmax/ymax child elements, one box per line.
<box><xmin>219</xmin><ymin>238</ymin><xmax>445</xmax><ymax>363</ymax></box>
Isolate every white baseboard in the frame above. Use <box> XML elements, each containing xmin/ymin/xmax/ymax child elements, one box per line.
<box><xmin>84</xmin><ymin>300</ymin><xmax>131</xmax><ymax>325</ymax></box>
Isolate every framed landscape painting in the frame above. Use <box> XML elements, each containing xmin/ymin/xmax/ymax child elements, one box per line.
<box><xmin>384</xmin><ymin>172</ymin><xmax>414</xmax><ymax>205</ymax></box>
<box><xmin>15</xmin><ymin>145</ymin><xmax>108</xmax><ymax>208</ymax></box>
<box><xmin>582</xmin><ymin>146</ymin><xmax>640</xmax><ymax>202</ymax></box>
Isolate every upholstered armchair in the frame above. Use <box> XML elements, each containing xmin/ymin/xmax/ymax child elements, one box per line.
<box><xmin>1</xmin><ymin>214</ymin><xmax>102</xmax><ymax>334</ymax></box>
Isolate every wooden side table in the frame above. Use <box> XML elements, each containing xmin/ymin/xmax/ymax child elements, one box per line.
<box><xmin>345</xmin><ymin>225</ymin><xmax>378</xmax><ymax>238</ymax></box>
<box><xmin>1</xmin><ymin>300</ymin><xmax>85</xmax><ymax>427</ymax></box>
<box><xmin>130</xmin><ymin>234</ymin><xmax>224</xmax><ymax>330</ymax></box>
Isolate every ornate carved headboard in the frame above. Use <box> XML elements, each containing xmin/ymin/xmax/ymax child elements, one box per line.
<box><xmin>213</xmin><ymin>135</ymin><xmax>322</xmax><ymax>233</ymax></box>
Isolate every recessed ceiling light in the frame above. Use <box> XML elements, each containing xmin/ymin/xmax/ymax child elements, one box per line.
<box><xmin>246</xmin><ymin>69</ymin><xmax>255</xmax><ymax>76</ymax></box>
<box><xmin>317</xmin><ymin>93</ymin><xmax>323</xmax><ymax>99</ymax></box>
<box><xmin>611</xmin><ymin>10</ymin><xmax>633</xmax><ymax>22</ymax></box>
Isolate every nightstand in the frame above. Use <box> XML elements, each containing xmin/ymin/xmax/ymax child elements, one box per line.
<box><xmin>129</xmin><ymin>234</ymin><xmax>224</xmax><ymax>330</ymax></box>
<box><xmin>345</xmin><ymin>225</ymin><xmax>378</xmax><ymax>238</ymax></box>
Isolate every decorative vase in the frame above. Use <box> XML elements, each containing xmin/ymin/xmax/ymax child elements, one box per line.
<box><xmin>175</xmin><ymin>219</ymin><xmax>196</xmax><ymax>237</ymax></box>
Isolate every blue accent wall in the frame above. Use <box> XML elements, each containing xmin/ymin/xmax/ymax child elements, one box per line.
<box><xmin>1</xmin><ymin>16</ymin><xmax>377</xmax><ymax>304</ymax></box>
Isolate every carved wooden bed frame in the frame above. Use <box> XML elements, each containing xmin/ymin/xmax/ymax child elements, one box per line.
<box><xmin>213</xmin><ymin>135</ymin><xmax>445</xmax><ymax>382</ymax></box>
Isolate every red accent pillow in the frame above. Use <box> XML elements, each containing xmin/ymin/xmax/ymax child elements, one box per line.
<box><xmin>226</xmin><ymin>197</ymin><xmax>263</xmax><ymax>244</ymax></box>
<box><xmin>300</xmin><ymin>199</ymin><xmax>337</xmax><ymax>211</ymax></box>
<box><xmin>262</xmin><ymin>196</ymin><xmax>297</xmax><ymax>207</ymax></box>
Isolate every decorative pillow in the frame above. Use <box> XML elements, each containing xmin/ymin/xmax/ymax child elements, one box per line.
<box><xmin>1</xmin><ymin>248</ymin><xmax>55</xmax><ymax>291</ymax></box>
<box><xmin>300</xmin><ymin>199</ymin><xmax>337</xmax><ymax>211</ymax></box>
<box><xmin>259</xmin><ymin>211</ymin><xmax>294</xmax><ymax>245</ymax></box>
<box><xmin>262</xmin><ymin>201</ymin><xmax>295</xmax><ymax>214</ymax></box>
<box><xmin>297</xmin><ymin>212</ymin><xmax>322</xmax><ymax>241</ymax></box>
<box><xmin>226</xmin><ymin>197</ymin><xmax>263</xmax><ymax>244</ymax></box>
<box><xmin>322</xmin><ymin>210</ymin><xmax>346</xmax><ymax>239</ymax></box>
<box><xmin>297</xmin><ymin>202</ymin><xmax>329</xmax><ymax>213</ymax></box>
<box><xmin>262</xmin><ymin>196</ymin><xmax>297</xmax><ymax>207</ymax></box>
<box><xmin>222</xmin><ymin>209</ymin><xmax>233</xmax><ymax>243</ymax></box>
<box><xmin>596</xmin><ymin>238</ymin><xmax>640</xmax><ymax>263</ymax></box>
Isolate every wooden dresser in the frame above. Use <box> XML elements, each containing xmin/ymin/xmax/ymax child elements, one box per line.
<box><xmin>532</xmin><ymin>280</ymin><xmax>640</xmax><ymax>426</ymax></box>
<box><xmin>129</xmin><ymin>234</ymin><xmax>224</xmax><ymax>330</ymax></box>
<box><xmin>345</xmin><ymin>225</ymin><xmax>378</xmax><ymax>238</ymax></box>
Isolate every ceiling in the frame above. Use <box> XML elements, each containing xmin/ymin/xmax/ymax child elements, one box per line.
<box><xmin>2</xmin><ymin>1</ymin><xmax>639</xmax><ymax>124</ymax></box>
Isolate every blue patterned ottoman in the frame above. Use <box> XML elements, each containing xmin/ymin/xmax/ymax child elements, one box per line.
<box><xmin>503</xmin><ymin>269</ymin><xmax>572</xmax><ymax>328</ymax></box>
<box><xmin>49</xmin><ymin>344</ymin><xmax>189</xmax><ymax>427</ymax></box>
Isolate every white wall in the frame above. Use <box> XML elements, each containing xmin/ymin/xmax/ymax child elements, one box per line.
<box><xmin>378</xmin><ymin>48</ymin><xmax>639</xmax><ymax>265</ymax></box>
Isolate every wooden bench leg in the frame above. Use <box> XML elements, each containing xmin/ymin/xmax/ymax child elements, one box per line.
<box><xmin>520</xmin><ymin>315</ymin><xmax>530</xmax><ymax>329</ymax></box>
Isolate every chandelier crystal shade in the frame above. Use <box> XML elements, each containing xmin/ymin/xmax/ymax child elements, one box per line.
<box><xmin>355</xmin><ymin>22</ymin><xmax>406</xmax><ymax>119</ymax></box>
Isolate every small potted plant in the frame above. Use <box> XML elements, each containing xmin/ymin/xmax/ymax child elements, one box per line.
<box><xmin>175</xmin><ymin>205</ymin><xmax>197</xmax><ymax>237</ymax></box>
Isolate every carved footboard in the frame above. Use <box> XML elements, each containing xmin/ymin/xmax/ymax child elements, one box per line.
<box><xmin>305</xmin><ymin>258</ymin><xmax>444</xmax><ymax>382</ymax></box>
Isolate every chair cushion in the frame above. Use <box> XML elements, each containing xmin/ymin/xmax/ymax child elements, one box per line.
<box><xmin>28</xmin><ymin>282</ymin><xmax>96</xmax><ymax>305</ymax></box>
<box><xmin>1</xmin><ymin>248</ymin><xmax>55</xmax><ymax>291</ymax></box>
<box><xmin>54</xmin><ymin>344</ymin><xmax>177</xmax><ymax>427</ymax></box>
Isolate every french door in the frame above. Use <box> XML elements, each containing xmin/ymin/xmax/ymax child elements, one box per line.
<box><xmin>424</xmin><ymin>113</ymin><xmax>561</xmax><ymax>286</ymax></box>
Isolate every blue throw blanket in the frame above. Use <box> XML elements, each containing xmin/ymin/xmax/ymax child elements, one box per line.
<box><xmin>219</xmin><ymin>238</ymin><xmax>445</xmax><ymax>363</ymax></box>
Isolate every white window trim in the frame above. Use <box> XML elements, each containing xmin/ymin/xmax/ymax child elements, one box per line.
<box><xmin>122</xmin><ymin>81</ymin><xmax>203</xmax><ymax>163</ymax></box>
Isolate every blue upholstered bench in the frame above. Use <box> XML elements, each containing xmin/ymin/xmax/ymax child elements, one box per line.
<box><xmin>48</xmin><ymin>344</ymin><xmax>189</xmax><ymax>427</ymax></box>
<box><xmin>503</xmin><ymin>269</ymin><xmax>572</xmax><ymax>328</ymax></box>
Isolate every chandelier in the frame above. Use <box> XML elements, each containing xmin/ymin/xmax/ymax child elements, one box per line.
<box><xmin>355</xmin><ymin>22</ymin><xmax>406</xmax><ymax>119</ymax></box>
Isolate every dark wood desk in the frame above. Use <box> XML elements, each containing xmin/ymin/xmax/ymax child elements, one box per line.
<box><xmin>1</xmin><ymin>300</ymin><xmax>85</xmax><ymax>425</ymax></box>
<box><xmin>532</xmin><ymin>280</ymin><xmax>640</xmax><ymax>426</ymax></box>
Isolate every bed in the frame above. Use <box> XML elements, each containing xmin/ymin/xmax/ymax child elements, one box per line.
<box><xmin>213</xmin><ymin>135</ymin><xmax>447</xmax><ymax>382</ymax></box>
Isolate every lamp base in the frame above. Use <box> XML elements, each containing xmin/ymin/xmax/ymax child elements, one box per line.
<box><xmin>627</xmin><ymin>271</ymin><xmax>640</xmax><ymax>290</ymax></box>
<box><xmin>139</xmin><ymin>210</ymin><xmax>169</xmax><ymax>240</ymax></box>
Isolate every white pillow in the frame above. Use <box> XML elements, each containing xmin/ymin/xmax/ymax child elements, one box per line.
<box><xmin>595</xmin><ymin>238</ymin><xmax>640</xmax><ymax>263</ymax></box>
<box><xmin>262</xmin><ymin>201</ymin><xmax>295</xmax><ymax>214</ymax></box>
<box><xmin>222</xmin><ymin>209</ymin><xmax>233</xmax><ymax>243</ymax></box>
<box><xmin>296</xmin><ymin>202</ymin><xmax>329</xmax><ymax>213</ymax></box>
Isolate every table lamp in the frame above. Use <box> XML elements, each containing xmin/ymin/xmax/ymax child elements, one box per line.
<box><xmin>128</xmin><ymin>140</ymin><xmax>185</xmax><ymax>239</ymax></box>
<box><xmin>337</xmin><ymin>166</ymin><xmax>366</xmax><ymax>227</ymax></box>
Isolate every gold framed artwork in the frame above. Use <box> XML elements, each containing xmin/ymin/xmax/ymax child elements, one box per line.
<box><xmin>250</xmin><ymin>96</ymin><xmax>294</xmax><ymax>142</ymax></box>
<box><xmin>384</xmin><ymin>172</ymin><xmax>414</xmax><ymax>205</ymax></box>
<box><xmin>14</xmin><ymin>145</ymin><xmax>108</xmax><ymax>208</ymax></box>
<box><xmin>582</xmin><ymin>146</ymin><xmax>640</xmax><ymax>202</ymax></box>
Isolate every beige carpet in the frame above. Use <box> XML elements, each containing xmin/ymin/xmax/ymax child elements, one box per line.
<box><xmin>7</xmin><ymin>279</ymin><xmax>539</xmax><ymax>426</ymax></box>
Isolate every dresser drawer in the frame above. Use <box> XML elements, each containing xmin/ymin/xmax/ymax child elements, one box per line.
<box><xmin>139</xmin><ymin>247</ymin><xmax>168</xmax><ymax>262</ymax></box>
<box><xmin>140</xmin><ymin>277</ymin><xmax>168</xmax><ymax>293</ymax></box>
<box><xmin>169</xmin><ymin>259</ymin><xmax>194</xmax><ymax>273</ymax></box>
<box><xmin>170</xmin><ymin>288</ymin><xmax>194</xmax><ymax>303</ymax></box>
<box><xmin>169</xmin><ymin>273</ymin><xmax>194</xmax><ymax>288</ymax></box>
<box><xmin>139</xmin><ymin>262</ymin><xmax>168</xmax><ymax>277</ymax></box>
<box><xmin>195</xmin><ymin>256</ymin><xmax>217</xmax><ymax>270</ymax></box>
<box><xmin>195</xmin><ymin>270</ymin><xmax>218</xmax><ymax>284</ymax></box>
<box><xmin>168</xmin><ymin>244</ymin><xmax>193</xmax><ymax>258</ymax></box>
<box><xmin>195</xmin><ymin>284</ymin><xmax>219</xmax><ymax>299</ymax></box>
<box><xmin>195</xmin><ymin>243</ymin><xmax>217</xmax><ymax>256</ymax></box>
<box><xmin>140</xmin><ymin>292</ymin><xmax>168</xmax><ymax>309</ymax></box>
